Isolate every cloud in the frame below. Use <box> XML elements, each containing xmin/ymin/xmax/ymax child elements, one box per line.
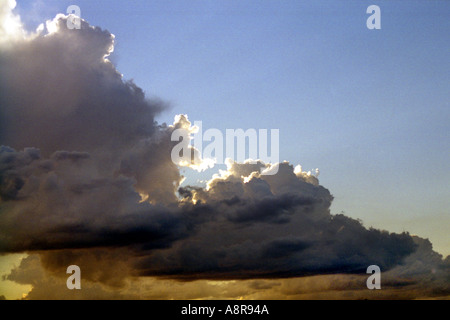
<box><xmin>170</xmin><ymin>114</ymin><xmax>216</xmax><ymax>172</ymax></box>
<box><xmin>5</xmin><ymin>254</ymin><xmax>131</xmax><ymax>300</ymax></box>
<box><xmin>0</xmin><ymin>5</ymin><xmax>448</xmax><ymax>299</ymax></box>
<box><xmin>0</xmin><ymin>0</ymin><xmax>24</xmax><ymax>44</ymax></box>
<box><xmin>7</xmin><ymin>252</ymin><xmax>449</xmax><ymax>300</ymax></box>
<box><xmin>0</xmin><ymin>145</ymin><xmax>418</xmax><ymax>281</ymax></box>
<box><xmin>134</xmin><ymin>162</ymin><xmax>420</xmax><ymax>280</ymax></box>
<box><xmin>0</xmin><ymin>15</ymin><xmax>163</xmax><ymax>156</ymax></box>
<box><xmin>0</xmin><ymin>146</ymin><xmax>190</xmax><ymax>253</ymax></box>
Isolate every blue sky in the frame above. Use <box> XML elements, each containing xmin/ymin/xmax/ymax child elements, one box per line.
<box><xmin>14</xmin><ymin>0</ymin><xmax>450</xmax><ymax>255</ymax></box>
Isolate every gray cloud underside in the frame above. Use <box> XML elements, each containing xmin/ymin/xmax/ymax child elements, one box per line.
<box><xmin>0</xmin><ymin>146</ymin><xmax>420</xmax><ymax>279</ymax></box>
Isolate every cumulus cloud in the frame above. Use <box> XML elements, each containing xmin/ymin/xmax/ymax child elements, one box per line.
<box><xmin>0</xmin><ymin>15</ymin><xmax>161</xmax><ymax>155</ymax></box>
<box><xmin>170</xmin><ymin>114</ymin><xmax>216</xmax><ymax>172</ymax></box>
<box><xmin>0</xmin><ymin>4</ymin><xmax>448</xmax><ymax>299</ymax></box>
<box><xmin>136</xmin><ymin>161</ymin><xmax>419</xmax><ymax>280</ymax></box>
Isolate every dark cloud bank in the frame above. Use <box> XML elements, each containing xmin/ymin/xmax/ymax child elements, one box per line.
<box><xmin>0</xmin><ymin>8</ymin><xmax>448</xmax><ymax>299</ymax></box>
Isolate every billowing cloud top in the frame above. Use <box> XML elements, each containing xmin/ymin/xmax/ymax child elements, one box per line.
<box><xmin>0</xmin><ymin>2</ymin><xmax>448</xmax><ymax>299</ymax></box>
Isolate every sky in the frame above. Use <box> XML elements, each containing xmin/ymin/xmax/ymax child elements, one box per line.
<box><xmin>0</xmin><ymin>0</ymin><xmax>449</xmax><ymax>300</ymax></box>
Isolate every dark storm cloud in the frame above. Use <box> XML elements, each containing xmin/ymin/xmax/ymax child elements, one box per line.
<box><xmin>0</xmin><ymin>6</ymin><xmax>448</xmax><ymax>298</ymax></box>
<box><xmin>133</xmin><ymin>164</ymin><xmax>418</xmax><ymax>280</ymax></box>
<box><xmin>0</xmin><ymin>145</ymin><xmax>418</xmax><ymax>280</ymax></box>
<box><xmin>0</xmin><ymin>146</ymin><xmax>189</xmax><ymax>253</ymax></box>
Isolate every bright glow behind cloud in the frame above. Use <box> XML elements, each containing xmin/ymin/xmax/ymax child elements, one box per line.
<box><xmin>0</xmin><ymin>0</ymin><xmax>24</xmax><ymax>43</ymax></box>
